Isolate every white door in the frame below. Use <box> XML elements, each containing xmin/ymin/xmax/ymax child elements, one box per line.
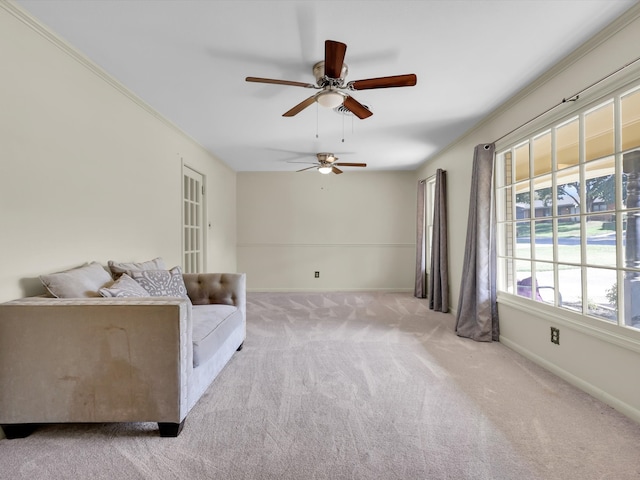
<box><xmin>183</xmin><ymin>166</ymin><xmax>205</xmax><ymax>273</ymax></box>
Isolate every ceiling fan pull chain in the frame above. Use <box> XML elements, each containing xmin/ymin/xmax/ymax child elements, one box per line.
<box><xmin>316</xmin><ymin>102</ymin><xmax>319</xmax><ymax>138</ymax></box>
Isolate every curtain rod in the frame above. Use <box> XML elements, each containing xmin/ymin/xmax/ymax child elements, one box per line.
<box><xmin>493</xmin><ymin>54</ymin><xmax>640</xmax><ymax>145</ymax></box>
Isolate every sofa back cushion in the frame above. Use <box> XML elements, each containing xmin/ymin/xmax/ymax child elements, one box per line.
<box><xmin>183</xmin><ymin>273</ymin><xmax>242</xmax><ymax>306</ymax></box>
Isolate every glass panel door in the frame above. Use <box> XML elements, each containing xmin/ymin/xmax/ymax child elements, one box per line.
<box><xmin>183</xmin><ymin>166</ymin><xmax>205</xmax><ymax>273</ymax></box>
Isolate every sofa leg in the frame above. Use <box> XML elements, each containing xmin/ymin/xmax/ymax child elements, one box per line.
<box><xmin>158</xmin><ymin>420</ymin><xmax>185</xmax><ymax>437</ymax></box>
<box><xmin>236</xmin><ymin>342</ymin><xmax>244</xmax><ymax>351</ymax></box>
<box><xmin>2</xmin><ymin>424</ymin><xmax>38</xmax><ymax>439</ymax></box>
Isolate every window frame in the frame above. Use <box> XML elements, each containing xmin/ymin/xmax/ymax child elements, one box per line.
<box><xmin>495</xmin><ymin>70</ymin><xmax>640</xmax><ymax>350</ymax></box>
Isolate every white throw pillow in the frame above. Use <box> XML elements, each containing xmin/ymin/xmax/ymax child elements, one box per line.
<box><xmin>40</xmin><ymin>262</ymin><xmax>112</xmax><ymax>298</ymax></box>
<box><xmin>99</xmin><ymin>273</ymin><xmax>151</xmax><ymax>298</ymax></box>
<box><xmin>107</xmin><ymin>257</ymin><xmax>166</xmax><ymax>280</ymax></box>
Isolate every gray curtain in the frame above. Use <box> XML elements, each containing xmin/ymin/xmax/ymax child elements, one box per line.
<box><xmin>429</xmin><ymin>169</ymin><xmax>448</xmax><ymax>312</ymax></box>
<box><xmin>455</xmin><ymin>144</ymin><xmax>499</xmax><ymax>341</ymax></box>
<box><xmin>414</xmin><ymin>180</ymin><xmax>427</xmax><ymax>298</ymax></box>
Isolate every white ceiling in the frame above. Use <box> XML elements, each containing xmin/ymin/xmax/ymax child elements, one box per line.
<box><xmin>15</xmin><ymin>0</ymin><xmax>637</xmax><ymax>172</ymax></box>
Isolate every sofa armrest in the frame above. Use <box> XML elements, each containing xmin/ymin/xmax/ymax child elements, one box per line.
<box><xmin>183</xmin><ymin>273</ymin><xmax>246</xmax><ymax>311</ymax></box>
<box><xmin>0</xmin><ymin>297</ymin><xmax>192</xmax><ymax>425</ymax></box>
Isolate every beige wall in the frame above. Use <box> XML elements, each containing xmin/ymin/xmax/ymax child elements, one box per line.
<box><xmin>415</xmin><ymin>7</ymin><xmax>640</xmax><ymax>422</ymax></box>
<box><xmin>0</xmin><ymin>4</ymin><xmax>237</xmax><ymax>303</ymax></box>
<box><xmin>237</xmin><ymin>171</ymin><xmax>416</xmax><ymax>291</ymax></box>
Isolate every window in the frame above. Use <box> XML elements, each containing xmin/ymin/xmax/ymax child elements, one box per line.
<box><xmin>496</xmin><ymin>82</ymin><xmax>640</xmax><ymax>332</ymax></box>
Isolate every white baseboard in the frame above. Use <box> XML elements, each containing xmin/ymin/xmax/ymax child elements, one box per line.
<box><xmin>500</xmin><ymin>336</ymin><xmax>640</xmax><ymax>425</ymax></box>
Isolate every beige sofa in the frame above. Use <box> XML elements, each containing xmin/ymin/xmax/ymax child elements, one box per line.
<box><xmin>0</xmin><ymin>271</ymin><xmax>246</xmax><ymax>438</ymax></box>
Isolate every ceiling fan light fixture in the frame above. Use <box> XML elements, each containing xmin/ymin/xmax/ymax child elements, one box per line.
<box><xmin>316</xmin><ymin>90</ymin><xmax>344</xmax><ymax>109</ymax></box>
<box><xmin>318</xmin><ymin>166</ymin><xmax>333</xmax><ymax>174</ymax></box>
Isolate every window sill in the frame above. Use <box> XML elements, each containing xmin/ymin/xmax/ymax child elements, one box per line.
<box><xmin>497</xmin><ymin>292</ymin><xmax>640</xmax><ymax>354</ymax></box>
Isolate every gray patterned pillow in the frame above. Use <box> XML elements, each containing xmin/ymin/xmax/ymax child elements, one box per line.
<box><xmin>129</xmin><ymin>266</ymin><xmax>188</xmax><ymax>298</ymax></box>
<box><xmin>99</xmin><ymin>273</ymin><xmax>151</xmax><ymax>298</ymax></box>
<box><xmin>108</xmin><ymin>257</ymin><xmax>166</xmax><ymax>280</ymax></box>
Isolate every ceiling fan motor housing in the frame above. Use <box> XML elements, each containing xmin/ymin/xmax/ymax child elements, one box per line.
<box><xmin>313</xmin><ymin>61</ymin><xmax>349</xmax><ymax>86</ymax></box>
<box><xmin>317</xmin><ymin>153</ymin><xmax>337</xmax><ymax>163</ymax></box>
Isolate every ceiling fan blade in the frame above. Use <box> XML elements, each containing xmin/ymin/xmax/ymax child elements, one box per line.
<box><xmin>325</xmin><ymin>40</ymin><xmax>347</xmax><ymax>78</ymax></box>
<box><xmin>350</xmin><ymin>74</ymin><xmax>417</xmax><ymax>90</ymax></box>
<box><xmin>246</xmin><ymin>77</ymin><xmax>316</xmax><ymax>88</ymax></box>
<box><xmin>343</xmin><ymin>96</ymin><xmax>373</xmax><ymax>119</ymax></box>
<box><xmin>283</xmin><ymin>95</ymin><xmax>317</xmax><ymax>117</ymax></box>
<box><xmin>296</xmin><ymin>166</ymin><xmax>318</xmax><ymax>172</ymax></box>
<box><xmin>332</xmin><ymin>166</ymin><xmax>344</xmax><ymax>174</ymax></box>
<box><xmin>334</xmin><ymin>162</ymin><xmax>367</xmax><ymax>167</ymax></box>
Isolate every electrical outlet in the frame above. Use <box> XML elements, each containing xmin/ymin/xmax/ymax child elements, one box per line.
<box><xmin>550</xmin><ymin>327</ymin><xmax>560</xmax><ymax>345</ymax></box>
<box><xmin>314</xmin><ymin>271</ymin><xmax>320</xmax><ymax>278</ymax></box>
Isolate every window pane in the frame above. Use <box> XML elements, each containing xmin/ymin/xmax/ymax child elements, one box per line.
<box><xmin>496</xmin><ymin>186</ymin><xmax>511</xmax><ymax>222</ymax></box>
<box><xmin>623</xmin><ymin>151</ymin><xmax>640</xmax><ymax>211</ymax></box>
<box><xmin>516</xmin><ymin>221</ymin><xmax>531</xmax><ymax>259</ymax></box>
<box><xmin>556</xmin><ymin>166</ymin><xmax>580</xmax><ymax>217</ymax></box>
<box><xmin>534</xmin><ymin>262</ymin><xmax>556</xmax><ymax>304</ymax></box>
<box><xmin>189</xmin><ymin>178</ymin><xmax>196</xmax><ymax>201</ymax></box>
<box><xmin>515</xmin><ymin>260</ymin><xmax>533</xmax><ymax>300</ymax></box>
<box><xmin>585</xmin><ymin>101</ymin><xmax>614</xmax><ymax>162</ymax></box>
<box><xmin>621</xmin><ymin>209</ymin><xmax>640</xmax><ymax>272</ymax></box>
<box><xmin>534</xmin><ymin>219</ymin><xmax>554</xmax><ymax>262</ymax></box>
<box><xmin>515</xmin><ymin>142</ymin><xmax>530</xmax><ymax>182</ymax></box>
<box><xmin>586</xmin><ymin>267</ymin><xmax>617</xmax><ymax>323</ymax></box>
<box><xmin>585</xmin><ymin>156</ymin><xmax>615</xmax><ymax>213</ymax></box>
<box><xmin>533</xmin><ymin>174</ymin><xmax>553</xmax><ymax>218</ymax></box>
<box><xmin>623</xmin><ymin>270</ymin><xmax>640</xmax><ymax>329</ymax></box>
<box><xmin>515</xmin><ymin>181</ymin><xmax>530</xmax><ymax>219</ymax></box>
<box><xmin>556</xmin><ymin>118</ymin><xmax>579</xmax><ymax>168</ymax></box>
<box><xmin>501</xmin><ymin>150</ymin><xmax>513</xmax><ymax>186</ymax></box>
<box><xmin>533</xmin><ymin>131</ymin><xmax>552</xmax><ymax>176</ymax></box>
<box><xmin>505</xmin><ymin>186</ymin><xmax>513</xmax><ymax>222</ymax></box>
<box><xmin>499</xmin><ymin>221</ymin><xmax>514</xmax><ymax>258</ymax></box>
<box><xmin>558</xmin><ymin>265</ymin><xmax>582</xmax><ymax>312</ymax></box>
<box><xmin>557</xmin><ymin>220</ymin><xmax>581</xmax><ymax>265</ymax></box>
<box><xmin>622</xmin><ymin>88</ymin><xmax>640</xmax><ymax>152</ymax></box>
<box><xmin>585</xmin><ymin>213</ymin><xmax>616</xmax><ymax>267</ymax></box>
<box><xmin>500</xmin><ymin>259</ymin><xmax>511</xmax><ymax>295</ymax></box>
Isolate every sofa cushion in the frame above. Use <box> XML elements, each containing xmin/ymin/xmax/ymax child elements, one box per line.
<box><xmin>40</xmin><ymin>262</ymin><xmax>112</xmax><ymax>298</ymax></box>
<box><xmin>108</xmin><ymin>257</ymin><xmax>166</xmax><ymax>280</ymax></box>
<box><xmin>99</xmin><ymin>273</ymin><xmax>151</xmax><ymax>298</ymax></box>
<box><xmin>129</xmin><ymin>266</ymin><xmax>189</xmax><ymax>298</ymax></box>
<box><xmin>192</xmin><ymin>304</ymin><xmax>240</xmax><ymax>367</ymax></box>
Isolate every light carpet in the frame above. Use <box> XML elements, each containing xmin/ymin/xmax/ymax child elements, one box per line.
<box><xmin>2</xmin><ymin>291</ymin><xmax>640</xmax><ymax>480</ymax></box>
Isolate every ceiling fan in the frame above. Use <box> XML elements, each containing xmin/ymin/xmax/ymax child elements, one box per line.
<box><xmin>246</xmin><ymin>40</ymin><xmax>417</xmax><ymax>119</ymax></box>
<box><xmin>290</xmin><ymin>153</ymin><xmax>366</xmax><ymax>174</ymax></box>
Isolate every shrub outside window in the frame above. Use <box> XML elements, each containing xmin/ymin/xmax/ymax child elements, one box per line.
<box><xmin>496</xmin><ymin>83</ymin><xmax>640</xmax><ymax>331</ymax></box>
